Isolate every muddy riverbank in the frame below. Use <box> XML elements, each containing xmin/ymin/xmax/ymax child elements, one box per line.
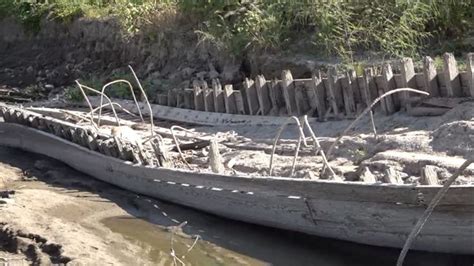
<box><xmin>0</xmin><ymin>146</ymin><xmax>472</xmax><ymax>265</ymax></box>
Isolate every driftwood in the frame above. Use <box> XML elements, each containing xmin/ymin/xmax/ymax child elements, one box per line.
<box><xmin>209</xmin><ymin>138</ymin><xmax>224</xmax><ymax>174</ymax></box>
<box><xmin>172</xmin><ymin>140</ymin><xmax>210</xmax><ymax>152</ymax></box>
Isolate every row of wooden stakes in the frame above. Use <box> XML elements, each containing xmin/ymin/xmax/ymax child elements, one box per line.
<box><xmin>155</xmin><ymin>53</ymin><xmax>474</xmax><ymax>119</ymax></box>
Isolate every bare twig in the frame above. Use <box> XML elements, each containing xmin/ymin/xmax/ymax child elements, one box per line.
<box><xmin>129</xmin><ymin>65</ymin><xmax>154</xmax><ymax>137</ymax></box>
<box><xmin>76</xmin><ymin>81</ymin><xmax>121</xmax><ymax>126</ymax></box>
<box><xmin>269</xmin><ymin>116</ymin><xmax>306</xmax><ymax>176</ymax></box>
<box><xmin>170</xmin><ymin>125</ymin><xmax>192</xmax><ymax>170</ymax></box>
<box><xmin>325</xmin><ymin>88</ymin><xmax>429</xmax><ymax>160</ymax></box>
<box><xmin>302</xmin><ymin>115</ymin><xmax>338</xmax><ymax>180</ymax></box>
<box><xmin>98</xmin><ymin>79</ymin><xmax>144</xmax><ymax>127</ymax></box>
<box><xmin>396</xmin><ymin>159</ymin><xmax>473</xmax><ymax>266</ymax></box>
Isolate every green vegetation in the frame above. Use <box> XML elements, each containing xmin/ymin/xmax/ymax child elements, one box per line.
<box><xmin>1</xmin><ymin>0</ymin><xmax>472</xmax><ymax>60</ymax></box>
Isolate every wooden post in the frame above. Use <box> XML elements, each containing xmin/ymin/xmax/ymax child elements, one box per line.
<box><xmin>362</xmin><ymin>68</ymin><xmax>374</xmax><ymax>107</ymax></box>
<box><xmin>269</xmin><ymin>79</ymin><xmax>283</xmax><ymax>116</ymax></box>
<box><xmin>326</xmin><ymin>67</ymin><xmax>340</xmax><ymax>118</ymax></box>
<box><xmin>243</xmin><ymin>78</ymin><xmax>259</xmax><ymax>115</ymax></box>
<box><xmin>400</xmin><ymin>57</ymin><xmax>415</xmax><ymax>108</ymax></box>
<box><xmin>422</xmin><ymin>56</ymin><xmax>440</xmax><ymax>97</ymax></box>
<box><xmin>312</xmin><ymin>71</ymin><xmax>326</xmax><ymax>120</ymax></box>
<box><xmin>443</xmin><ymin>52</ymin><xmax>462</xmax><ymax>97</ymax></box>
<box><xmin>192</xmin><ymin>80</ymin><xmax>204</xmax><ymax>111</ymax></box>
<box><xmin>209</xmin><ymin>138</ymin><xmax>224</xmax><ymax>174</ymax></box>
<box><xmin>467</xmin><ymin>53</ymin><xmax>474</xmax><ymax>97</ymax></box>
<box><xmin>233</xmin><ymin>90</ymin><xmax>246</xmax><ymax>115</ymax></box>
<box><xmin>341</xmin><ymin>70</ymin><xmax>356</xmax><ymax>117</ymax></box>
<box><xmin>167</xmin><ymin>89</ymin><xmax>177</xmax><ymax>107</ymax></box>
<box><xmin>212</xmin><ymin>79</ymin><xmax>225</xmax><ymax>113</ymax></box>
<box><xmin>294</xmin><ymin>81</ymin><xmax>310</xmax><ymax>115</ymax></box>
<box><xmin>255</xmin><ymin>75</ymin><xmax>272</xmax><ymax>115</ymax></box>
<box><xmin>183</xmin><ymin>89</ymin><xmax>194</xmax><ymax>110</ymax></box>
<box><xmin>201</xmin><ymin>80</ymin><xmax>214</xmax><ymax>112</ymax></box>
<box><xmin>281</xmin><ymin>70</ymin><xmax>297</xmax><ymax>115</ymax></box>
<box><xmin>223</xmin><ymin>84</ymin><xmax>237</xmax><ymax>114</ymax></box>
<box><xmin>381</xmin><ymin>63</ymin><xmax>396</xmax><ymax>114</ymax></box>
<box><xmin>383</xmin><ymin>167</ymin><xmax>403</xmax><ymax>184</ymax></box>
<box><xmin>421</xmin><ymin>165</ymin><xmax>439</xmax><ymax>185</ymax></box>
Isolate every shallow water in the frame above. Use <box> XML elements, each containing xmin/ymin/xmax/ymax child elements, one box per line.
<box><xmin>100</xmin><ymin>201</ymin><xmax>473</xmax><ymax>266</ymax></box>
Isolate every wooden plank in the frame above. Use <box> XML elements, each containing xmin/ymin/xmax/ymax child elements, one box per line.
<box><xmin>223</xmin><ymin>84</ymin><xmax>237</xmax><ymax>114</ymax></box>
<box><xmin>268</xmin><ymin>79</ymin><xmax>284</xmax><ymax>116</ymax></box>
<box><xmin>175</xmin><ymin>90</ymin><xmax>184</xmax><ymax>108</ymax></box>
<box><xmin>326</xmin><ymin>68</ymin><xmax>339</xmax><ymax>118</ymax></box>
<box><xmin>201</xmin><ymin>80</ymin><xmax>214</xmax><ymax>112</ymax></box>
<box><xmin>233</xmin><ymin>90</ymin><xmax>246</xmax><ymax>115</ymax></box>
<box><xmin>443</xmin><ymin>53</ymin><xmax>462</xmax><ymax>97</ymax></box>
<box><xmin>362</xmin><ymin>68</ymin><xmax>374</xmax><ymax>108</ymax></box>
<box><xmin>467</xmin><ymin>53</ymin><xmax>474</xmax><ymax>97</ymax></box>
<box><xmin>421</xmin><ymin>165</ymin><xmax>439</xmax><ymax>185</ymax></box>
<box><xmin>281</xmin><ymin>70</ymin><xmax>297</xmax><ymax>115</ymax></box>
<box><xmin>212</xmin><ymin>79</ymin><xmax>225</xmax><ymax>113</ymax></box>
<box><xmin>294</xmin><ymin>82</ymin><xmax>310</xmax><ymax>115</ymax></box>
<box><xmin>255</xmin><ymin>75</ymin><xmax>272</xmax><ymax>115</ymax></box>
<box><xmin>183</xmin><ymin>89</ymin><xmax>194</xmax><ymax>110</ymax></box>
<box><xmin>381</xmin><ymin>63</ymin><xmax>396</xmax><ymax>114</ymax></box>
<box><xmin>422</xmin><ymin>56</ymin><xmax>440</xmax><ymax>97</ymax></box>
<box><xmin>243</xmin><ymin>78</ymin><xmax>259</xmax><ymax>115</ymax></box>
<box><xmin>303</xmin><ymin>76</ymin><xmax>318</xmax><ymax>116</ymax></box>
<box><xmin>156</xmin><ymin>94</ymin><xmax>168</xmax><ymax>106</ymax></box>
<box><xmin>341</xmin><ymin>71</ymin><xmax>356</xmax><ymax>117</ymax></box>
<box><xmin>167</xmin><ymin>89</ymin><xmax>177</xmax><ymax>107</ymax></box>
<box><xmin>399</xmin><ymin>57</ymin><xmax>416</xmax><ymax>108</ymax></box>
<box><xmin>192</xmin><ymin>80</ymin><xmax>204</xmax><ymax>111</ymax></box>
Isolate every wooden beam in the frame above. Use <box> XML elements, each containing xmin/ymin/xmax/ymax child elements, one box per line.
<box><xmin>326</xmin><ymin>67</ymin><xmax>339</xmax><ymax>118</ymax></box>
<box><xmin>422</xmin><ymin>56</ymin><xmax>440</xmax><ymax>97</ymax></box>
<box><xmin>223</xmin><ymin>84</ymin><xmax>237</xmax><ymax>114</ymax></box>
<box><xmin>443</xmin><ymin>52</ymin><xmax>462</xmax><ymax>97</ymax></box>
<box><xmin>341</xmin><ymin>70</ymin><xmax>356</xmax><ymax>117</ymax></box>
<box><xmin>255</xmin><ymin>75</ymin><xmax>272</xmax><ymax>115</ymax></box>
<box><xmin>381</xmin><ymin>63</ymin><xmax>396</xmax><ymax>114</ymax></box>
<box><xmin>201</xmin><ymin>80</ymin><xmax>214</xmax><ymax>112</ymax></box>
<box><xmin>192</xmin><ymin>80</ymin><xmax>204</xmax><ymax>111</ymax></box>
<box><xmin>243</xmin><ymin>78</ymin><xmax>259</xmax><ymax>115</ymax></box>
<box><xmin>399</xmin><ymin>57</ymin><xmax>415</xmax><ymax>108</ymax></box>
<box><xmin>467</xmin><ymin>53</ymin><xmax>474</xmax><ymax>97</ymax></box>
<box><xmin>233</xmin><ymin>90</ymin><xmax>246</xmax><ymax>115</ymax></box>
<box><xmin>268</xmin><ymin>79</ymin><xmax>283</xmax><ymax>116</ymax></box>
<box><xmin>312</xmin><ymin>72</ymin><xmax>326</xmax><ymax>120</ymax></box>
<box><xmin>212</xmin><ymin>79</ymin><xmax>225</xmax><ymax>113</ymax></box>
<box><xmin>281</xmin><ymin>70</ymin><xmax>297</xmax><ymax>115</ymax></box>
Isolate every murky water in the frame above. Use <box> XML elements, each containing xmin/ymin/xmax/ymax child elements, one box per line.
<box><xmin>100</xmin><ymin>200</ymin><xmax>472</xmax><ymax>266</ymax></box>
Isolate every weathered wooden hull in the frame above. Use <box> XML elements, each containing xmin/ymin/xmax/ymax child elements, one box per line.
<box><xmin>0</xmin><ymin>122</ymin><xmax>472</xmax><ymax>254</ymax></box>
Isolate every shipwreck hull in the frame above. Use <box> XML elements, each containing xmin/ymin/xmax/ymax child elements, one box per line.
<box><xmin>0</xmin><ymin>122</ymin><xmax>472</xmax><ymax>254</ymax></box>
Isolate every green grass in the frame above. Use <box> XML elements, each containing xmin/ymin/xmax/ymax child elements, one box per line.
<box><xmin>1</xmin><ymin>0</ymin><xmax>472</xmax><ymax>60</ymax></box>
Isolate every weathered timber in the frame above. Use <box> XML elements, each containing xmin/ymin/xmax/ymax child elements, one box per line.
<box><xmin>167</xmin><ymin>89</ymin><xmax>177</xmax><ymax>107</ymax></box>
<box><xmin>183</xmin><ymin>89</ymin><xmax>194</xmax><ymax>110</ymax></box>
<box><xmin>467</xmin><ymin>53</ymin><xmax>474</xmax><ymax>97</ymax></box>
<box><xmin>400</xmin><ymin>57</ymin><xmax>416</xmax><ymax>108</ymax></box>
<box><xmin>294</xmin><ymin>81</ymin><xmax>310</xmax><ymax>115</ymax></box>
<box><xmin>311</xmin><ymin>72</ymin><xmax>326</xmax><ymax>120</ymax></box>
<box><xmin>360</xmin><ymin>167</ymin><xmax>377</xmax><ymax>183</ymax></box>
<box><xmin>201</xmin><ymin>80</ymin><xmax>214</xmax><ymax>112</ymax></box>
<box><xmin>381</xmin><ymin>63</ymin><xmax>396</xmax><ymax>114</ymax></box>
<box><xmin>422</xmin><ymin>56</ymin><xmax>440</xmax><ymax>97</ymax></box>
<box><xmin>209</xmin><ymin>138</ymin><xmax>224</xmax><ymax>174</ymax></box>
<box><xmin>212</xmin><ymin>79</ymin><xmax>226</xmax><ymax>113</ymax></box>
<box><xmin>407</xmin><ymin>107</ymin><xmax>450</xmax><ymax>117</ymax></box>
<box><xmin>269</xmin><ymin>79</ymin><xmax>284</xmax><ymax>116</ymax></box>
<box><xmin>326</xmin><ymin>68</ymin><xmax>340</xmax><ymax>118</ymax></box>
<box><xmin>443</xmin><ymin>53</ymin><xmax>462</xmax><ymax>97</ymax></box>
<box><xmin>383</xmin><ymin>167</ymin><xmax>403</xmax><ymax>184</ymax></box>
<box><xmin>255</xmin><ymin>75</ymin><xmax>272</xmax><ymax>115</ymax></box>
<box><xmin>341</xmin><ymin>71</ymin><xmax>356</xmax><ymax>117</ymax></box>
<box><xmin>223</xmin><ymin>84</ymin><xmax>237</xmax><ymax>114</ymax></box>
<box><xmin>421</xmin><ymin>165</ymin><xmax>439</xmax><ymax>185</ymax></box>
<box><xmin>281</xmin><ymin>70</ymin><xmax>297</xmax><ymax>115</ymax></box>
<box><xmin>233</xmin><ymin>90</ymin><xmax>246</xmax><ymax>115</ymax></box>
<box><xmin>243</xmin><ymin>78</ymin><xmax>259</xmax><ymax>115</ymax></box>
<box><xmin>193</xmin><ymin>80</ymin><xmax>205</xmax><ymax>111</ymax></box>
